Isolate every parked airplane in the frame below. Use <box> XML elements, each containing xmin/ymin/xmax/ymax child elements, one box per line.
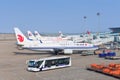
<box><xmin>14</xmin><ymin>28</ymin><xmax>41</xmax><ymax>49</ymax></box>
<box><xmin>88</xmin><ymin>34</ymin><xmax>114</xmax><ymax>46</ymax></box>
<box><xmin>34</xmin><ymin>30</ymin><xmax>69</xmax><ymax>43</ymax></box>
<box><xmin>27</xmin><ymin>30</ymin><xmax>37</xmax><ymax>40</ymax></box>
<box><xmin>34</xmin><ymin>30</ymin><xmax>42</xmax><ymax>40</ymax></box>
<box><xmin>28</xmin><ymin>30</ymin><xmax>62</xmax><ymax>43</ymax></box>
<box><xmin>14</xmin><ymin>27</ymin><xmax>98</xmax><ymax>54</ymax></box>
<box><xmin>34</xmin><ymin>30</ymin><xmax>86</xmax><ymax>43</ymax></box>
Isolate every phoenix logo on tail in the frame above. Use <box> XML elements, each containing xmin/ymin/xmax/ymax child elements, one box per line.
<box><xmin>17</xmin><ymin>34</ymin><xmax>24</xmax><ymax>42</ymax></box>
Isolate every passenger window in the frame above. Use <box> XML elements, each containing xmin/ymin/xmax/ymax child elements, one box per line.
<box><xmin>45</xmin><ymin>60</ymin><xmax>56</xmax><ymax>67</ymax></box>
<box><xmin>36</xmin><ymin>61</ymin><xmax>43</xmax><ymax>68</ymax></box>
<box><xmin>45</xmin><ymin>60</ymin><xmax>51</xmax><ymax>67</ymax></box>
<box><xmin>64</xmin><ymin>58</ymin><xmax>69</xmax><ymax>64</ymax></box>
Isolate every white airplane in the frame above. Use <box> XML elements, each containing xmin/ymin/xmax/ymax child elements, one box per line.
<box><xmin>27</xmin><ymin>30</ymin><xmax>37</xmax><ymax>40</ymax></box>
<box><xmin>34</xmin><ymin>30</ymin><xmax>69</xmax><ymax>43</ymax></box>
<box><xmin>14</xmin><ymin>27</ymin><xmax>98</xmax><ymax>54</ymax></box>
<box><xmin>34</xmin><ymin>30</ymin><xmax>42</xmax><ymax>40</ymax></box>
<box><xmin>34</xmin><ymin>30</ymin><xmax>86</xmax><ymax>43</ymax></box>
<box><xmin>88</xmin><ymin>34</ymin><xmax>114</xmax><ymax>46</ymax></box>
<box><xmin>14</xmin><ymin>28</ymin><xmax>41</xmax><ymax>49</ymax></box>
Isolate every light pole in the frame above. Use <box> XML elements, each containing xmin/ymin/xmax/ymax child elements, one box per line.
<box><xmin>97</xmin><ymin>12</ymin><xmax>100</xmax><ymax>32</ymax></box>
<box><xmin>83</xmin><ymin>16</ymin><xmax>87</xmax><ymax>32</ymax></box>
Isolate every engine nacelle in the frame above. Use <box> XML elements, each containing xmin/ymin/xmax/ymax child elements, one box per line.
<box><xmin>64</xmin><ymin>49</ymin><xmax>73</xmax><ymax>54</ymax></box>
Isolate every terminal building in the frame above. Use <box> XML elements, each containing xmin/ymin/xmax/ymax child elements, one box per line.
<box><xmin>109</xmin><ymin>27</ymin><xmax>120</xmax><ymax>33</ymax></box>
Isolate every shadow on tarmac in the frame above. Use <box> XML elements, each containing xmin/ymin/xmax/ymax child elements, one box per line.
<box><xmin>13</xmin><ymin>51</ymin><xmax>54</xmax><ymax>55</ymax></box>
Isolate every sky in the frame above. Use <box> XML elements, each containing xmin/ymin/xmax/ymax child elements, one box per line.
<box><xmin>0</xmin><ymin>0</ymin><xmax>120</xmax><ymax>33</ymax></box>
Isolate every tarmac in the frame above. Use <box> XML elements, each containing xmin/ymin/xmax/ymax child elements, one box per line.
<box><xmin>0</xmin><ymin>40</ymin><xmax>120</xmax><ymax>80</ymax></box>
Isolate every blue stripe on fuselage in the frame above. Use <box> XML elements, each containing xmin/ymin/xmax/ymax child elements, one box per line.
<box><xmin>23</xmin><ymin>46</ymin><xmax>98</xmax><ymax>50</ymax></box>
